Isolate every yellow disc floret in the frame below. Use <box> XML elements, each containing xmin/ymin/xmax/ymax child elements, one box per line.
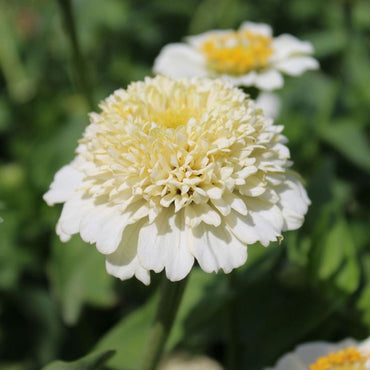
<box><xmin>310</xmin><ymin>347</ymin><xmax>368</xmax><ymax>370</ymax></box>
<box><xmin>200</xmin><ymin>30</ymin><xmax>273</xmax><ymax>75</ymax></box>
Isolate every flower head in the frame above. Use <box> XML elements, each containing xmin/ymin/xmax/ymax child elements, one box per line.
<box><xmin>153</xmin><ymin>22</ymin><xmax>319</xmax><ymax>90</ymax></box>
<box><xmin>265</xmin><ymin>338</ymin><xmax>370</xmax><ymax>370</ymax></box>
<box><xmin>44</xmin><ymin>76</ymin><xmax>309</xmax><ymax>285</ymax></box>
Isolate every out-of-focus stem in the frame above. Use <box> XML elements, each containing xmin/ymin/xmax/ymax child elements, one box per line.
<box><xmin>227</xmin><ymin>270</ymin><xmax>240</xmax><ymax>370</ymax></box>
<box><xmin>140</xmin><ymin>275</ymin><xmax>189</xmax><ymax>370</ymax></box>
<box><xmin>56</xmin><ymin>0</ymin><xmax>94</xmax><ymax>110</ymax></box>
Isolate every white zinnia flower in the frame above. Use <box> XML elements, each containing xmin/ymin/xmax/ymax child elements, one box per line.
<box><xmin>44</xmin><ymin>76</ymin><xmax>310</xmax><ymax>285</ymax></box>
<box><xmin>153</xmin><ymin>22</ymin><xmax>319</xmax><ymax>91</ymax></box>
<box><xmin>265</xmin><ymin>338</ymin><xmax>370</xmax><ymax>370</ymax></box>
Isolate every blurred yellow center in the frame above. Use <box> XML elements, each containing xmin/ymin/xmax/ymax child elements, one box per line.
<box><xmin>149</xmin><ymin>108</ymin><xmax>199</xmax><ymax>129</ymax></box>
<box><xmin>310</xmin><ymin>347</ymin><xmax>368</xmax><ymax>370</ymax></box>
<box><xmin>200</xmin><ymin>30</ymin><xmax>273</xmax><ymax>75</ymax></box>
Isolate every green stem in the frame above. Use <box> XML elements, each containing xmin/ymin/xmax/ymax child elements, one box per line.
<box><xmin>56</xmin><ymin>0</ymin><xmax>94</xmax><ymax>110</ymax></box>
<box><xmin>140</xmin><ymin>275</ymin><xmax>189</xmax><ymax>370</ymax></box>
<box><xmin>227</xmin><ymin>271</ymin><xmax>240</xmax><ymax>370</ymax></box>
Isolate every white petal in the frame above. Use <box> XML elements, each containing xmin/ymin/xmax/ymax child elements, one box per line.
<box><xmin>271</xmin><ymin>34</ymin><xmax>314</xmax><ymax>62</ymax></box>
<box><xmin>254</xmin><ymin>69</ymin><xmax>284</xmax><ymax>91</ymax></box>
<box><xmin>225</xmin><ymin>199</ymin><xmax>283</xmax><ymax>247</ymax></box>
<box><xmin>105</xmin><ymin>220</ymin><xmax>150</xmax><ymax>285</ymax></box>
<box><xmin>211</xmin><ymin>197</ymin><xmax>231</xmax><ymax>216</ymax></box>
<box><xmin>239</xmin><ymin>22</ymin><xmax>273</xmax><ymax>37</ymax></box>
<box><xmin>191</xmin><ymin>223</ymin><xmax>247</xmax><ymax>273</ymax></box>
<box><xmin>138</xmin><ymin>209</ymin><xmax>194</xmax><ymax>281</ymax></box>
<box><xmin>359</xmin><ymin>337</ymin><xmax>370</xmax><ymax>352</ymax></box>
<box><xmin>265</xmin><ymin>353</ymin><xmax>307</xmax><ymax>370</ymax></box>
<box><xmin>80</xmin><ymin>205</ymin><xmax>126</xmax><ymax>254</ymax></box>
<box><xmin>153</xmin><ymin>43</ymin><xmax>209</xmax><ymax>79</ymax></box>
<box><xmin>43</xmin><ymin>162</ymin><xmax>84</xmax><ymax>205</ymax></box>
<box><xmin>222</xmin><ymin>71</ymin><xmax>257</xmax><ymax>87</ymax></box>
<box><xmin>275</xmin><ymin>56</ymin><xmax>319</xmax><ymax>76</ymax></box>
<box><xmin>294</xmin><ymin>340</ymin><xmax>356</xmax><ymax>366</ymax></box>
<box><xmin>275</xmin><ymin>173</ymin><xmax>310</xmax><ymax>231</ymax></box>
<box><xmin>56</xmin><ymin>195</ymin><xmax>92</xmax><ymax>240</ymax></box>
<box><xmin>185</xmin><ymin>203</ymin><xmax>221</xmax><ymax>227</ymax></box>
<box><xmin>223</xmin><ymin>191</ymin><xmax>248</xmax><ymax>215</ymax></box>
<box><xmin>265</xmin><ymin>339</ymin><xmax>358</xmax><ymax>369</ymax></box>
<box><xmin>186</xmin><ymin>30</ymin><xmax>233</xmax><ymax>48</ymax></box>
<box><xmin>255</xmin><ymin>92</ymin><xmax>281</xmax><ymax>120</ymax></box>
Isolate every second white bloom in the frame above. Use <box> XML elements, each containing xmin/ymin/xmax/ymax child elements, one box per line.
<box><xmin>154</xmin><ymin>22</ymin><xmax>319</xmax><ymax>90</ymax></box>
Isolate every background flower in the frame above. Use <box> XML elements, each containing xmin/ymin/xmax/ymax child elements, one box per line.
<box><xmin>153</xmin><ymin>22</ymin><xmax>319</xmax><ymax>90</ymax></box>
<box><xmin>265</xmin><ymin>338</ymin><xmax>370</xmax><ymax>369</ymax></box>
<box><xmin>44</xmin><ymin>76</ymin><xmax>309</xmax><ymax>285</ymax></box>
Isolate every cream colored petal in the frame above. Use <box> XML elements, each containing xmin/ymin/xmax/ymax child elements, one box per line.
<box><xmin>275</xmin><ymin>173</ymin><xmax>310</xmax><ymax>231</ymax></box>
<box><xmin>191</xmin><ymin>223</ymin><xmax>247</xmax><ymax>273</ymax></box>
<box><xmin>105</xmin><ymin>220</ymin><xmax>150</xmax><ymax>285</ymax></box>
<box><xmin>239</xmin><ymin>22</ymin><xmax>273</xmax><ymax>37</ymax></box>
<box><xmin>164</xmin><ymin>211</ymin><xmax>195</xmax><ymax>281</ymax></box>
<box><xmin>78</xmin><ymin>199</ymin><xmax>148</xmax><ymax>254</ymax></box>
<box><xmin>138</xmin><ymin>209</ymin><xmax>194</xmax><ymax>281</ymax></box>
<box><xmin>225</xmin><ymin>200</ymin><xmax>283</xmax><ymax>247</ymax></box>
<box><xmin>79</xmin><ymin>204</ymin><xmax>126</xmax><ymax>254</ymax></box>
<box><xmin>271</xmin><ymin>34</ymin><xmax>314</xmax><ymax>62</ymax></box>
<box><xmin>56</xmin><ymin>194</ymin><xmax>92</xmax><ymax>240</ymax></box>
<box><xmin>43</xmin><ymin>161</ymin><xmax>84</xmax><ymax>205</ymax></box>
<box><xmin>153</xmin><ymin>43</ymin><xmax>209</xmax><ymax>79</ymax></box>
<box><xmin>238</xmin><ymin>174</ymin><xmax>267</xmax><ymax>197</ymax></box>
<box><xmin>254</xmin><ymin>70</ymin><xmax>284</xmax><ymax>91</ymax></box>
<box><xmin>275</xmin><ymin>56</ymin><xmax>319</xmax><ymax>76</ymax></box>
<box><xmin>185</xmin><ymin>203</ymin><xmax>221</xmax><ymax>227</ymax></box>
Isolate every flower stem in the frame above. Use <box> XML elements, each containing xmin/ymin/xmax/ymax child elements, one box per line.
<box><xmin>140</xmin><ymin>275</ymin><xmax>189</xmax><ymax>370</ymax></box>
<box><xmin>56</xmin><ymin>0</ymin><xmax>94</xmax><ymax>110</ymax></box>
<box><xmin>227</xmin><ymin>270</ymin><xmax>240</xmax><ymax>370</ymax></box>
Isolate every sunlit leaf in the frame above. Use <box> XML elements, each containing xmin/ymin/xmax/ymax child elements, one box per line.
<box><xmin>41</xmin><ymin>350</ymin><xmax>115</xmax><ymax>370</ymax></box>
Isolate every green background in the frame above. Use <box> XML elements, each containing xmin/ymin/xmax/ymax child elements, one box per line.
<box><xmin>0</xmin><ymin>0</ymin><xmax>370</xmax><ymax>369</ymax></box>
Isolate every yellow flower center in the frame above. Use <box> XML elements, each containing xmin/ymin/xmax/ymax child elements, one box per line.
<box><xmin>310</xmin><ymin>347</ymin><xmax>368</xmax><ymax>370</ymax></box>
<box><xmin>200</xmin><ymin>30</ymin><xmax>273</xmax><ymax>75</ymax></box>
<box><xmin>148</xmin><ymin>107</ymin><xmax>200</xmax><ymax>129</ymax></box>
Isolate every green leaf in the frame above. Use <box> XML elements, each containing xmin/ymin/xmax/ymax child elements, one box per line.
<box><xmin>41</xmin><ymin>350</ymin><xmax>115</xmax><ymax>370</ymax></box>
<box><xmin>47</xmin><ymin>235</ymin><xmax>116</xmax><ymax>325</ymax></box>
<box><xmin>315</xmin><ymin>218</ymin><xmax>360</xmax><ymax>293</ymax></box>
<box><xmin>319</xmin><ymin>119</ymin><xmax>370</xmax><ymax>173</ymax></box>
<box><xmin>307</xmin><ymin>29</ymin><xmax>346</xmax><ymax>58</ymax></box>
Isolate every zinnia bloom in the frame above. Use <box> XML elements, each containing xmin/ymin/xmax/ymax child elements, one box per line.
<box><xmin>266</xmin><ymin>338</ymin><xmax>370</xmax><ymax>370</ymax></box>
<box><xmin>44</xmin><ymin>76</ymin><xmax>309</xmax><ymax>285</ymax></box>
<box><xmin>153</xmin><ymin>22</ymin><xmax>318</xmax><ymax>90</ymax></box>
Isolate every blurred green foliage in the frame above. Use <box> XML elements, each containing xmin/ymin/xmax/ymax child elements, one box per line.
<box><xmin>0</xmin><ymin>0</ymin><xmax>370</xmax><ymax>369</ymax></box>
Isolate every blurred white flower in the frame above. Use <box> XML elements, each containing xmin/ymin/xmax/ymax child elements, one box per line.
<box><xmin>153</xmin><ymin>22</ymin><xmax>318</xmax><ymax>91</ymax></box>
<box><xmin>44</xmin><ymin>76</ymin><xmax>309</xmax><ymax>285</ymax></box>
<box><xmin>265</xmin><ymin>338</ymin><xmax>370</xmax><ymax>370</ymax></box>
<box><xmin>255</xmin><ymin>92</ymin><xmax>281</xmax><ymax>120</ymax></box>
<box><xmin>159</xmin><ymin>352</ymin><xmax>223</xmax><ymax>370</ymax></box>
